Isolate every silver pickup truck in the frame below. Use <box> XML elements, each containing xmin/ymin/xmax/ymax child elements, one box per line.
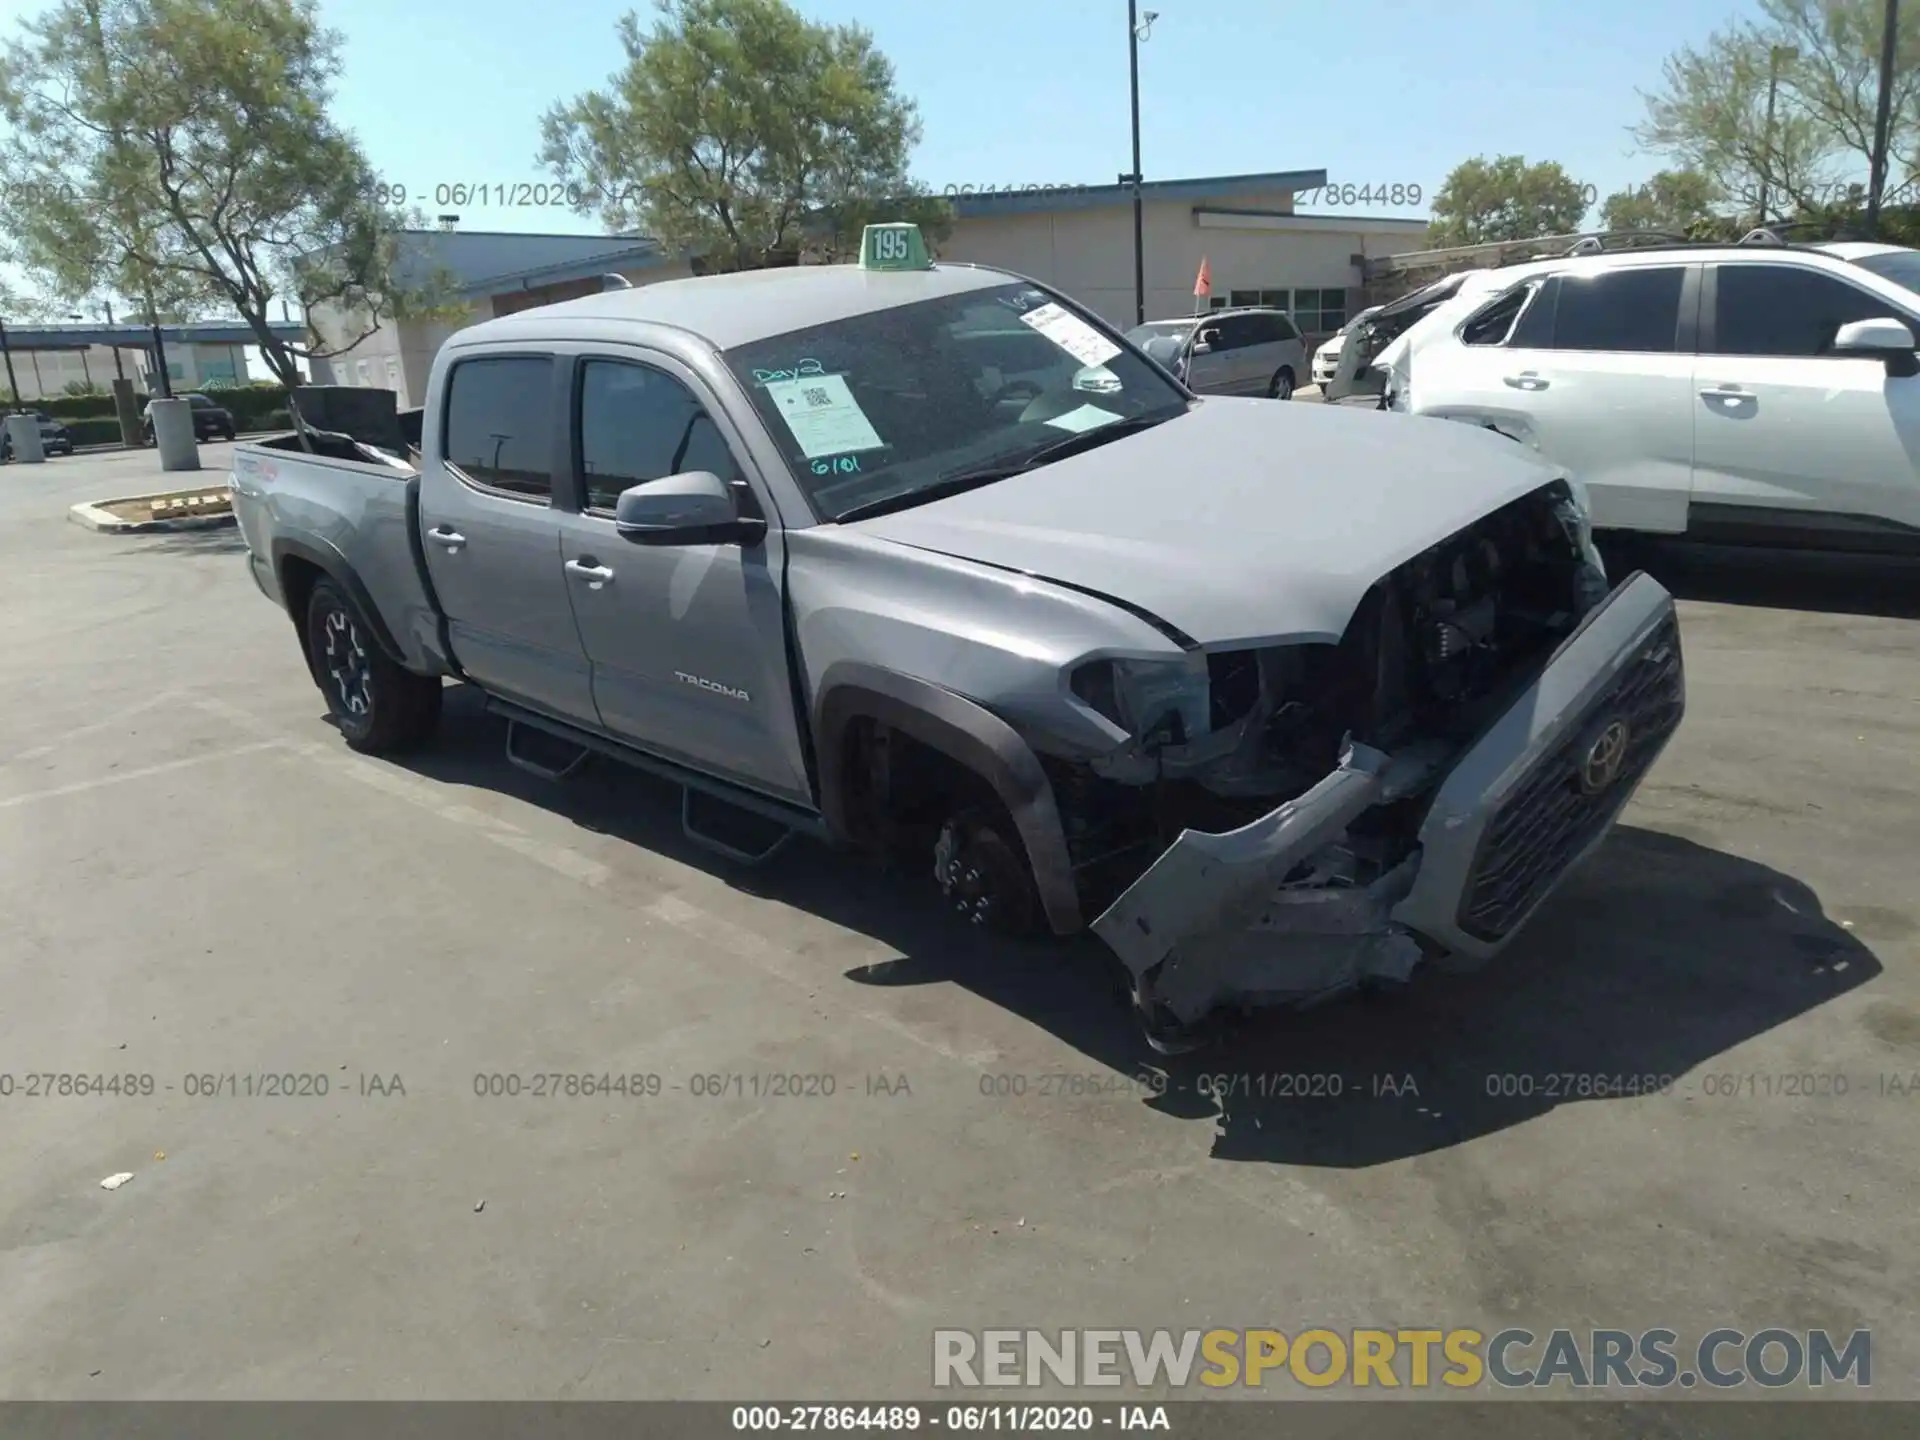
<box><xmin>232</xmin><ymin>223</ymin><xmax>1685</xmax><ymax>1050</ymax></box>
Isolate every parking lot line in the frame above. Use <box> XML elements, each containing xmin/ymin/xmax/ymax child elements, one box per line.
<box><xmin>0</xmin><ymin>739</ymin><xmax>286</xmax><ymax>811</ymax></box>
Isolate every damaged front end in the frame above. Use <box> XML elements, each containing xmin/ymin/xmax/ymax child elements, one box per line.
<box><xmin>1043</xmin><ymin>480</ymin><xmax>1682</xmax><ymax>1048</ymax></box>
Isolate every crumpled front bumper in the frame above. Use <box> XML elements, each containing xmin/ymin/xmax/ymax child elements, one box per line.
<box><xmin>1090</xmin><ymin>571</ymin><xmax>1685</xmax><ymax>1027</ymax></box>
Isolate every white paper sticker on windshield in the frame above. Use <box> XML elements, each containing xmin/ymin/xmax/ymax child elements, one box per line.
<box><xmin>763</xmin><ymin>374</ymin><xmax>886</xmax><ymax>459</ymax></box>
<box><xmin>1019</xmin><ymin>302</ymin><xmax>1122</xmax><ymax>368</ymax></box>
<box><xmin>1044</xmin><ymin>404</ymin><xmax>1122</xmax><ymax>434</ymax></box>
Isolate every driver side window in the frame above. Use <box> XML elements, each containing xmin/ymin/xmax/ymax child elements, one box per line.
<box><xmin>577</xmin><ymin>359</ymin><xmax>744</xmax><ymax>513</ymax></box>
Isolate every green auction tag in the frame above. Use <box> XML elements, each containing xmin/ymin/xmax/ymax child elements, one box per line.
<box><xmin>861</xmin><ymin>223</ymin><xmax>931</xmax><ymax>271</ymax></box>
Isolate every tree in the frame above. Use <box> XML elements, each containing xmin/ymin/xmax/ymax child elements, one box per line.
<box><xmin>1427</xmin><ymin>156</ymin><xmax>1593</xmax><ymax>246</ymax></box>
<box><xmin>539</xmin><ymin>0</ymin><xmax>949</xmax><ymax>271</ymax></box>
<box><xmin>1633</xmin><ymin>1</ymin><xmax>1920</xmax><ymax>222</ymax></box>
<box><xmin>0</xmin><ymin>0</ymin><xmax>445</xmax><ymax>389</ymax></box>
<box><xmin>1600</xmin><ymin>168</ymin><xmax>1729</xmax><ymax>233</ymax></box>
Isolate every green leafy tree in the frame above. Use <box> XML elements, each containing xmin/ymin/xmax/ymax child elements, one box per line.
<box><xmin>539</xmin><ymin>0</ymin><xmax>949</xmax><ymax>271</ymax></box>
<box><xmin>1634</xmin><ymin>1</ymin><xmax>1920</xmax><ymax>222</ymax></box>
<box><xmin>0</xmin><ymin>0</ymin><xmax>446</xmax><ymax>388</ymax></box>
<box><xmin>1428</xmin><ymin>155</ymin><xmax>1593</xmax><ymax>246</ymax></box>
<box><xmin>1600</xmin><ymin>168</ymin><xmax>1730</xmax><ymax>233</ymax></box>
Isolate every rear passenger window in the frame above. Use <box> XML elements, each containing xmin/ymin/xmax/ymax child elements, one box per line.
<box><xmin>1460</xmin><ymin>284</ymin><xmax>1536</xmax><ymax>347</ymax></box>
<box><xmin>1711</xmin><ymin>264</ymin><xmax>1907</xmax><ymax>357</ymax></box>
<box><xmin>443</xmin><ymin>357</ymin><xmax>554</xmax><ymax>499</ymax></box>
<box><xmin>578</xmin><ymin>360</ymin><xmax>743</xmax><ymax>512</ymax></box>
<box><xmin>1549</xmin><ymin>267</ymin><xmax>1686</xmax><ymax>353</ymax></box>
<box><xmin>1261</xmin><ymin>313</ymin><xmax>1300</xmax><ymax>343</ymax></box>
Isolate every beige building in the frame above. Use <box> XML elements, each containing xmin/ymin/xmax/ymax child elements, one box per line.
<box><xmin>310</xmin><ymin>177</ymin><xmax>1428</xmax><ymax>407</ymax></box>
<box><xmin>934</xmin><ymin>168</ymin><xmax>1428</xmax><ymax>342</ymax></box>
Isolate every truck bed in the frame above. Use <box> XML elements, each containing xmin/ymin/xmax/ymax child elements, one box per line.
<box><xmin>229</xmin><ymin>435</ymin><xmax>454</xmax><ymax>676</ymax></box>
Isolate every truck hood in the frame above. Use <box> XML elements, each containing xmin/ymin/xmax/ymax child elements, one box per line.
<box><xmin>846</xmin><ymin>398</ymin><xmax>1563</xmax><ymax>648</ymax></box>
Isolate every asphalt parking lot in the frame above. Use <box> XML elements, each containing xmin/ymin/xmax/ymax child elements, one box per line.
<box><xmin>2</xmin><ymin>441</ymin><xmax>1918</xmax><ymax>1410</ymax></box>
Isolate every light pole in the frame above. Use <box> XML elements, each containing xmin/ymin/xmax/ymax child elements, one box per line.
<box><xmin>67</xmin><ymin>313</ymin><xmax>94</xmax><ymax>389</ymax></box>
<box><xmin>0</xmin><ymin>318</ymin><xmax>19</xmax><ymax>407</ymax></box>
<box><xmin>1868</xmin><ymin>0</ymin><xmax>1902</xmax><ymax>236</ymax></box>
<box><xmin>1758</xmin><ymin>44</ymin><xmax>1798</xmax><ymax>224</ymax></box>
<box><xmin>1122</xmin><ymin>4</ymin><xmax>1158</xmax><ymax>327</ymax></box>
<box><xmin>102</xmin><ymin>299</ymin><xmax>125</xmax><ymax>381</ymax></box>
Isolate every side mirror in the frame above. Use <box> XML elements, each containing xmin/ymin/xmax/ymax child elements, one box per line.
<box><xmin>1834</xmin><ymin>317</ymin><xmax>1920</xmax><ymax>375</ymax></box>
<box><xmin>614</xmin><ymin>470</ymin><xmax>766</xmax><ymax>547</ymax></box>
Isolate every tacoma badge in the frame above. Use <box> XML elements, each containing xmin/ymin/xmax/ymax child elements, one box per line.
<box><xmin>675</xmin><ymin>671</ymin><xmax>750</xmax><ymax>703</ymax></box>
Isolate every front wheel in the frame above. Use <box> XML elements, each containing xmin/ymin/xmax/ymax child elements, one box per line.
<box><xmin>1268</xmin><ymin>367</ymin><xmax>1296</xmax><ymax>400</ymax></box>
<box><xmin>303</xmin><ymin>580</ymin><xmax>441</xmax><ymax>754</ymax></box>
<box><xmin>933</xmin><ymin>807</ymin><xmax>1042</xmax><ymax>937</ymax></box>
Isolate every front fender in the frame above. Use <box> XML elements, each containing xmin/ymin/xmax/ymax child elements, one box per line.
<box><xmin>813</xmin><ymin>662</ymin><xmax>1082</xmax><ymax>936</ymax></box>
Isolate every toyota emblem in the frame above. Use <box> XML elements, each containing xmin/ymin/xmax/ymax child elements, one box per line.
<box><xmin>1579</xmin><ymin>717</ymin><xmax>1631</xmax><ymax>795</ymax></box>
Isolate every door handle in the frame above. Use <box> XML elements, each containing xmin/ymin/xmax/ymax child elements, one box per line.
<box><xmin>564</xmin><ymin>558</ymin><xmax>614</xmax><ymax>587</ymax></box>
<box><xmin>1503</xmin><ymin>372</ymin><xmax>1549</xmax><ymax>390</ymax></box>
<box><xmin>1699</xmin><ymin>386</ymin><xmax>1753</xmax><ymax>402</ymax></box>
<box><xmin>428</xmin><ymin>527</ymin><xmax>466</xmax><ymax>550</ymax></box>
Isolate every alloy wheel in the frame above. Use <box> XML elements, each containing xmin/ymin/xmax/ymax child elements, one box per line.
<box><xmin>321</xmin><ymin>607</ymin><xmax>372</xmax><ymax>718</ymax></box>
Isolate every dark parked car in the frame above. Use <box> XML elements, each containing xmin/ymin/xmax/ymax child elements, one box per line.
<box><xmin>0</xmin><ymin>410</ymin><xmax>74</xmax><ymax>460</ymax></box>
<box><xmin>142</xmin><ymin>392</ymin><xmax>236</xmax><ymax>445</ymax></box>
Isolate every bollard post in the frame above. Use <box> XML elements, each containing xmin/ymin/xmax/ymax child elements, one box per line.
<box><xmin>149</xmin><ymin>397</ymin><xmax>201</xmax><ymax>472</ymax></box>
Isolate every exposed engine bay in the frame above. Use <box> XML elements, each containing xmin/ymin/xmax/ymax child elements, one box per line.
<box><xmin>1047</xmin><ymin>479</ymin><xmax>1610</xmax><ymax>934</ymax></box>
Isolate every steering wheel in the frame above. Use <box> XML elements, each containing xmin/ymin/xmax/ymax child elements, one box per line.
<box><xmin>988</xmin><ymin>379</ymin><xmax>1045</xmax><ymax>412</ymax></box>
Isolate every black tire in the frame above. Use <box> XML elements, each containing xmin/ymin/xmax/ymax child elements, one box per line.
<box><xmin>303</xmin><ymin>579</ymin><xmax>441</xmax><ymax>754</ymax></box>
<box><xmin>1268</xmin><ymin>367</ymin><xmax>1296</xmax><ymax>400</ymax></box>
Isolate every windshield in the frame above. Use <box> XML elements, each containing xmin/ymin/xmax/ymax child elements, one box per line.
<box><xmin>724</xmin><ymin>281</ymin><xmax>1189</xmax><ymax>522</ymax></box>
<box><xmin>1850</xmin><ymin>248</ymin><xmax>1920</xmax><ymax>294</ymax></box>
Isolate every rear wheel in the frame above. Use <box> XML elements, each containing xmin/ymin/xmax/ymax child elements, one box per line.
<box><xmin>303</xmin><ymin>580</ymin><xmax>441</xmax><ymax>754</ymax></box>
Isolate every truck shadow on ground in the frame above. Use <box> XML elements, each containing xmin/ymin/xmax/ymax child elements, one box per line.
<box><xmin>392</xmin><ymin>686</ymin><xmax>1879</xmax><ymax>1168</ymax></box>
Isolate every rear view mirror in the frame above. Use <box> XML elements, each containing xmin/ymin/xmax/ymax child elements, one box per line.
<box><xmin>614</xmin><ymin>470</ymin><xmax>766</xmax><ymax>546</ymax></box>
<box><xmin>1834</xmin><ymin>317</ymin><xmax>1920</xmax><ymax>376</ymax></box>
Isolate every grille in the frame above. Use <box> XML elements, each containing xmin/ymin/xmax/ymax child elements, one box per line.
<box><xmin>1457</xmin><ymin>615</ymin><xmax>1684</xmax><ymax>941</ymax></box>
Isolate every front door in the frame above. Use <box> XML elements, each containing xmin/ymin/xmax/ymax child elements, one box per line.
<box><xmin>1690</xmin><ymin>261</ymin><xmax>1920</xmax><ymax>545</ymax></box>
<box><xmin>417</xmin><ymin>353</ymin><xmax>596</xmax><ymax>724</ymax></box>
<box><xmin>552</xmin><ymin>354</ymin><xmax>811</xmax><ymax>805</ymax></box>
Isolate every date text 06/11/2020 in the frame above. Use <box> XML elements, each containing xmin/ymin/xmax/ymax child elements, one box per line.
<box><xmin>366</xmin><ymin>181</ymin><xmax>644</xmax><ymax>209</ymax></box>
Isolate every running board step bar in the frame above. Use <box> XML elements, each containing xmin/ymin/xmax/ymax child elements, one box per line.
<box><xmin>482</xmin><ymin>698</ymin><xmax>829</xmax><ymax>864</ymax></box>
<box><xmin>504</xmin><ymin>718</ymin><xmax>591</xmax><ymax>781</ymax></box>
<box><xmin>682</xmin><ymin>788</ymin><xmax>795</xmax><ymax>866</ymax></box>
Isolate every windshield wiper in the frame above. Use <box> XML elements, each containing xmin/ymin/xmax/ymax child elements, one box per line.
<box><xmin>834</xmin><ymin>411</ymin><xmax>1184</xmax><ymax>524</ymax></box>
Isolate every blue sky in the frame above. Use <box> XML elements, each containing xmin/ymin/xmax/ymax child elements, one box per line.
<box><xmin>0</xmin><ymin>0</ymin><xmax>1760</xmax><ymax>378</ymax></box>
<box><xmin>314</xmin><ymin>0</ymin><xmax>1755</xmax><ymax>236</ymax></box>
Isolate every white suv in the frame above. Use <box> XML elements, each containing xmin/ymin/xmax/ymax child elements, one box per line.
<box><xmin>1329</xmin><ymin>237</ymin><xmax>1920</xmax><ymax>550</ymax></box>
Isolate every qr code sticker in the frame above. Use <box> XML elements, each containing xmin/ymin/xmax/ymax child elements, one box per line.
<box><xmin>803</xmin><ymin>386</ymin><xmax>832</xmax><ymax>408</ymax></box>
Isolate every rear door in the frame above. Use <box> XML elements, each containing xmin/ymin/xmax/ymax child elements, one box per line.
<box><xmin>415</xmin><ymin>353</ymin><xmax>598</xmax><ymax>723</ymax></box>
<box><xmin>1690</xmin><ymin>260</ymin><xmax>1920</xmax><ymax>546</ymax></box>
<box><xmin>1419</xmin><ymin>264</ymin><xmax>1698</xmax><ymax>533</ymax></box>
<box><xmin>1248</xmin><ymin>311</ymin><xmax>1303</xmax><ymax>393</ymax></box>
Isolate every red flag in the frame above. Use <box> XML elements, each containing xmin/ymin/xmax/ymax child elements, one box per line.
<box><xmin>1194</xmin><ymin>256</ymin><xmax>1212</xmax><ymax>298</ymax></box>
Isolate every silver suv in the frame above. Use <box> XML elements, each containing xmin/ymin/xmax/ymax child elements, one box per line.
<box><xmin>1125</xmin><ymin>308</ymin><xmax>1307</xmax><ymax>398</ymax></box>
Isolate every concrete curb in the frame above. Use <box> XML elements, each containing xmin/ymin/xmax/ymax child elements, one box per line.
<box><xmin>69</xmin><ymin>479</ymin><xmax>237</xmax><ymax>535</ymax></box>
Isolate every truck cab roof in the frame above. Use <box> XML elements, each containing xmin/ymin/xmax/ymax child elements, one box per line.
<box><xmin>455</xmin><ymin>262</ymin><xmax>1021</xmax><ymax>352</ymax></box>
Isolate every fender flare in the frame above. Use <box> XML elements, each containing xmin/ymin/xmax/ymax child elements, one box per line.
<box><xmin>813</xmin><ymin>662</ymin><xmax>1083</xmax><ymax>936</ymax></box>
<box><xmin>270</xmin><ymin>534</ymin><xmax>409</xmax><ymax>668</ymax></box>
